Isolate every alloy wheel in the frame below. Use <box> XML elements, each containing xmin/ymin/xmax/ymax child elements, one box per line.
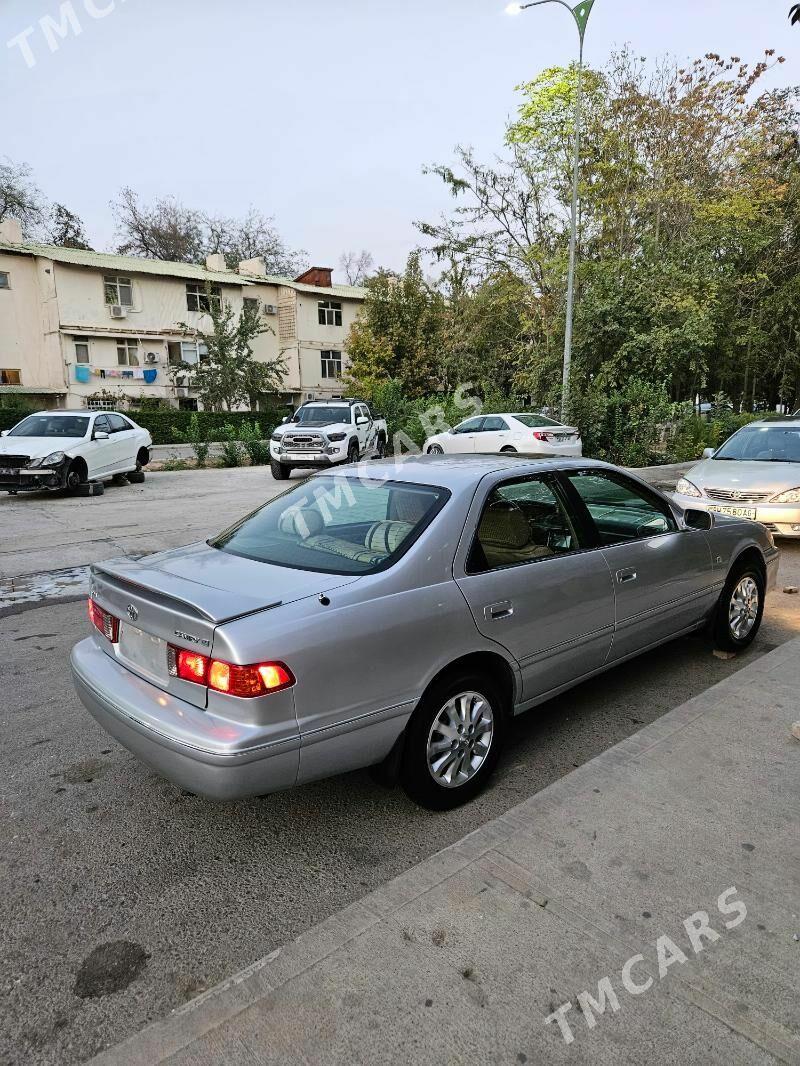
<box><xmin>729</xmin><ymin>575</ymin><xmax>759</xmax><ymax>640</ymax></box>
<box><xmin>426</xmin><ymin>690</ymin><xmax>494</xmax><ymax>789</ymax></box>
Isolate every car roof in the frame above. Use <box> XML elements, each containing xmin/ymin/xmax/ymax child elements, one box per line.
<box><xmin>23</xmin><ymin>409</ymin><xmax>122</xmax><ymax>416</ymax></box>
<box><xmin>744</xmin><ymin>419</ymin><xmax>800</xmax><ymax>427</ymax></box>
<box><xmin>320</xmin><ymin>454</ymin><xmax>610</xmax><ymax>491</ymax></box>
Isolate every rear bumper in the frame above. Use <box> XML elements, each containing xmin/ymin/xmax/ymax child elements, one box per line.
<box><xmin>672</xmin><ymin>493</ymin><xmax>800</xmax><ymax>538</ymax></box>
<box><xmin>70</xmin><ymin>638</ymin><xmax>299</xmax><ymax>799</ymax></box>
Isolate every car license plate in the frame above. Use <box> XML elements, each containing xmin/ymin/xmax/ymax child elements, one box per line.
<box><xmin>708</xmin><ymin>505</ymin><xmax>757</xmax><ymax>520</ymax></box>
<box><xmin>119</xmin><ymin>623</ymin><xmax>168</xmax><ymax>683</ymax></box>
<box><xmin>287</xmin><ymin>452</ymin><xmax>319</xmax><ymax>461</ymax></box>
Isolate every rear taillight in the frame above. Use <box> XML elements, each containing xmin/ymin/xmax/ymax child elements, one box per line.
<box><xmin>88</xmin><ymin>597</ymin><xmax>119</xmax><ymax>643</ymax></box>
<box><xmin>168</xmin><ymin>645</ymin><xmax>294</xmax><ymax>698</ymax></box>
<box><xmin>532</xmin><ymin>431</ymin><xmax>551</xmax><ymax>442</ymax></box>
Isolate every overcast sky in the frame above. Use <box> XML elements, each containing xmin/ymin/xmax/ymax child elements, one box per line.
<box><xmin>1</xmin><ymin>0</ymin><xmax>797</xmax><ymax>276</ymax></box>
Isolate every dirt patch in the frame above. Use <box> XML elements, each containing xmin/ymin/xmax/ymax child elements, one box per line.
<box><xmin>74</xmin><ymin>941</ymin><xmax>149</xmax><ymax>999</ymax></box>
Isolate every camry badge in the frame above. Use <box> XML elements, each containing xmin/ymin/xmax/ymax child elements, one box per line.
<box><xmin>126</xmin><ymin>604</ymin><xmax>139</xmax><ymax>622</ymax></box>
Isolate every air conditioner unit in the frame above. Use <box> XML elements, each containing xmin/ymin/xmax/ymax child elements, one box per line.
<box><xmin>144</xmin><ymin>352</ymin><xmax>158</xmax><ymax>364</ymax></box>
<box><xmin>264</xmin><ymin>304</ymin><xmax>278</xmax><ymax>315</ymax></box>
<box><xmin>110</xmin><ymin>305</ymin><xmax>127</xmax><ymax>319</ymax></box>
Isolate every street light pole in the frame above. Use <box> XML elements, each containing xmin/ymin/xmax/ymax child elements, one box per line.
<box><xmin>506</xmin><ymin>0</ymin><xmax>595</xmax><ymax>423</ymax></box>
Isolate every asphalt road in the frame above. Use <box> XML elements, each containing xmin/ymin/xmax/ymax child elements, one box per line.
<box><xmin>1</xmin><ymin>467</ymin><xmax>799</xmax><ymax>1064</ymax></box>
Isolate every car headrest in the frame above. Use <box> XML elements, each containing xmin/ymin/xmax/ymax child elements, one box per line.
<box><xmin>278</xmin><ymin>507</ymin><xmax>324</xmax><ymax>539</ymax></box>
<box><xmin>478</xmin><ymin>502</ymin><xmax>530</xmax><ymax>549</ymax></box>
<box><xmin>364</xmin><ymin>520</ymin><xmax>414</xmax><ymax>553</ymax></box>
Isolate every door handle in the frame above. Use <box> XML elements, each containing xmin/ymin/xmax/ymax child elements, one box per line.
<box><xmin>616</xmin><ymin>568</ymin><xmax>638</xmax><ymax>584</ymax></box>
<box><xmin>484</xmin><ymin>601</ymin><xmax>514</xmax><ymax>620</ymax></box>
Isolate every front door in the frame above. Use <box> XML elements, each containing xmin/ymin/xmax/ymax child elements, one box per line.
<box><xmin>456</xmin><ymin>474</ymin><xmax>615</xmax><ymax>701</ymax></box>
<box><xmin>562</xmin><ymin>470</ymin><xmax>715</xmax><ymax>661</ymax></box>
<box><xmin>448</xmin><ymin>416</ymin><xmax>484</xmax><ymax>454</ymax></box>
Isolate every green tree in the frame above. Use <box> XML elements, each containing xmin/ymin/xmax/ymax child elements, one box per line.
<box><xmin>174</xmin><ymin>293</ymin><xmax>285</xmax><ymax>411</ymax></box>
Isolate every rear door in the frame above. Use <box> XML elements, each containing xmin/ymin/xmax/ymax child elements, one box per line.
<box><xmin>473</xmin><ymin>416</ymin><xmax>511</xmax><ymax>453</ymax></box>
<box><xmin>455</xmin><ymin>473</ymin><xmax>614</xmax><ymax>701</ymax></box>
<box><xmin>561</xmin><ymin>470</ymin><xmax>715</xmax><ymax>661</ymax></box>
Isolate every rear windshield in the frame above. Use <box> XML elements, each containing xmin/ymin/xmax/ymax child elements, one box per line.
<box><xmin>211</xmin><ymin>475</ymin><xmax>449</xmax><ymax>574</ymax></box>
<box><xmin>8</xmin><ymin>415</ymin><xmax>90</xmax><ymax>438</ymax></box>
<box><xmin>512</xmin><ymin>414</ymin><xmax>562</xmax><ymax>429</ymax></box>
<box><xmin>714</xmin><ymin>425</ymin><xmax>800</xmax><ymax>463</ymax></box>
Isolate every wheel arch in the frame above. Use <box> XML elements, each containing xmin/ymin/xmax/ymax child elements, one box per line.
<box><xmin>730</xmin><ymin>545</ymin><xmax>767</xmax><ymax>583</ymax></box>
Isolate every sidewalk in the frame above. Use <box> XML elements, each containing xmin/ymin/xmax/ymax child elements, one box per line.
<box><xmin>92</xmin><ymin>638</ymin><xmax>800</xmax><ymax>1066</ymax></box>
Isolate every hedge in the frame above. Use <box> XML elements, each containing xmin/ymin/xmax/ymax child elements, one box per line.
<box><xmin>0</xmin><ymin>407</ymin><xmax>283</xmax><ymax>445</ymax></box>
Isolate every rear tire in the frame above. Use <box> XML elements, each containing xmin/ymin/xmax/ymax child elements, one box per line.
<box><xmin>374</xmin><ymin>434</ymin><xmax>387</xmax><ymax>460</ymax></box>
<box><xmin>127</xmin><ymin>470</ymin><xmax>145</xmax><ymax>484</ymax></box>
<box><xmin>712</xmin><ymin>562</ymin><xmax>765</xmax><ymax>653</ymax></box>
<box><xmin>399</xmin><ymin>670</ymin><xmax>505</xmax><ymax>810</ymax></box>
<box><xmin>500</xmin><ymin>446</ymin><xmax>518</xmax><ymax>453</ymax></box>
<box><xmin>346</xmin><ymin>440</ymin><xmax>359</xmax><ymax>464</ymax></box>
<box><xmin>136</xmin><ymin>448</ymin><xmax>150</xmax><ymax>469</ymax></box>
<box><xmin>270</xmin><ymin>458</ymin><xmax>292</xmax><ymax>480</ymax></box>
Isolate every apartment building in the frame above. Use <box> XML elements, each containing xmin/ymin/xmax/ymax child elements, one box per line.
<box><xmin>0</xmin><ymin>218</ymin><xmax>366</xmax><ymax>412</ymax></box>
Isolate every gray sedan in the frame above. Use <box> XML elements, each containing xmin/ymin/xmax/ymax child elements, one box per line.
<box><xmin>71</xmin><ymin>456</ymin><xmax>779</xmax><ymax>810</ymax></box>
<box><xmin>673</xmin><ymin>419</ymin><xmax>800</xmax><ymax>538</ymax></box>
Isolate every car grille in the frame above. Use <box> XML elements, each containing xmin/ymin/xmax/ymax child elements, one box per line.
<box><xmin>0</xmin><ymin>455</ymin><xmax>31</xmax><ymax>470</ymax></box>
<box><xmin>283</xmin><ymin>433</ymin><xmax>325</xmax><ymax>450</ymax></box>
<box><xmin>705</xmin><ymin>488</ymin><xmax>773</xmax><ymax>503</ymax></box>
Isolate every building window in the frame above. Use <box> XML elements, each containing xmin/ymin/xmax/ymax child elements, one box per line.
<box><xmin>86</xmin><ymin>398</ymin><xmax>114</xmax><ymax>410</ymax></box>
<box><xmin>180</xmin><ymin>341</ymin><xmax>209</xmax><ymax>365</ymax></box>
<box><xmin>320</xmin><ymin>350</ymin><xmax>342</xmax><ymax>379</ymax></box>
<box><xmin>178</xmin><ymin>397</ymin><xmax>198</xmax><ymax>411</ymax></box>
<box><xmin>116</xmin><ymin>338</ymin><xmax>140</xmax><ymax>366</ymax></box>
<box><xmin>0</xmin><ymin>369</ymin><xmax>21</xmax><ymax>385</ymax></box>
<box><xmin>318</xmin><ymin>300</ymin><xmax>342</xmax><ymax>327</ymax></box>
<box><xmin>0</xmin><ymin>272</ymin><xmax>10</xmax><ymax>290</ymax></box>
<box><xmin>104</xmin><ymin>275</ymin><xmax>133</xmax><ymax>307</ymax></box>
<box><xmin>74</xmin><ymin>336</ymin><xmax>90</xmax><ymax>364</ymax></box>
<box><xmin>186</xmin><ymin>282</ymin><xmax>222</xmax><ymax>313</ymax></box>
<box><xmin>243</xmin><ymin>297</ymin><xmax>259</xmax><ymax>312</ymax></box>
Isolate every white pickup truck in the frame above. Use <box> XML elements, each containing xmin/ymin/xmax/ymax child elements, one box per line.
<box><xmin>269</xmin><ymin>399</ymin><xmax>388</xmax><ymax>480</ymax></box>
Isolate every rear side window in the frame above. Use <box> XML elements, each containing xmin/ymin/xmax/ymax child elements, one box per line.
<box><xmin>468</xmin><ymin>476</ymin><xmax>578</xmax><ymax>573</ymax></box>
<box><xmin>108</xmin><ymin>414</ymin><xmax>131</xmax><ymax>433</ymax></box>
<box><xmin>566</xmin><ymin>472</ymin><xmax>676</xmax><ymax>544</ymax></box>
<box><xmin>211</xmin><ymin>476</ymin><xmax>450</xmax><ymax>574</ymax></box>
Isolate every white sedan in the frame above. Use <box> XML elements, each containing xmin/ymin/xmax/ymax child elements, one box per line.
<box><xmin>0</xmin><ymin>410</ymin><xmax>152</xmax><ymax>495</ymax></box>
<box><xmin>424</xmin><ymin>413</ymin><xmax>583</xmax><ymax>457</ymax></box>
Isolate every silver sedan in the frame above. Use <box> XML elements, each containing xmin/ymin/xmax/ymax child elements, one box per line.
<box><xmin>673</xmin><ymin>419</ymin><xmax>800</xmax><ymax>538</ymax></box>
<box><xmin>71</xmin><ymin>456</ymin><xmax>779</xmax><ymax>810</ymax></box>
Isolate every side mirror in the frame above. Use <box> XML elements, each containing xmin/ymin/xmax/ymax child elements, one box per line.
<box><xmin>0</xmin><ymin>430</ymin><xmax>6</xmax><ymax>437</ymax></box>
<box><xmin>280</xmin><ymin>416</ymin><xmax>289</xmax><ymax>424</ymax></box>
<box><xmin>702</xmin><ymin>447</ymin><xmax>715</xmax><ymax>459</ymax></box>
<box><xmin>94</xmin><ymin>430</ymin><xmax>110</xmax><ymax>440</ymax></box>
<box><xmin>684</xmin><ymin>508</ymin><xmax>714</xmax><ymax>531</ymax></box>
<box><xmin>356</xmin><ymin>417</ymin><xmax>369</xmax><ymax>426</ymax></box>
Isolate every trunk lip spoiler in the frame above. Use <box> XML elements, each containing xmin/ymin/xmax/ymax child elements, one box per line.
<box><xmin>90</xmin><ymin>562</ymin><xmax>283</xmax><ymax>625</ymax></box>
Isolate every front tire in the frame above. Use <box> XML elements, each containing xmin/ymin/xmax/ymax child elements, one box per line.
<box><xmin>63</xmin><ymin>461</ymin><xmax>86</xmax><ymax>494</ymax></box>
<box><xmin>427</xmin><ymin>444</ymin><xmax>444</xmax><ymax>455</ymax></box>
<box><xmin>399</xmin><ymin>671</ymin><xmax>505</xmax><ymax>810</ymax></box>
<box><xmin>270</xmin><ymin>458</ymin><xmax>292</xmax><ymax>480</ymax></box>
<box><xmin>712</xmin><ymin>563</ymin><xmax>765</xmax><ymax>653</ymax></box>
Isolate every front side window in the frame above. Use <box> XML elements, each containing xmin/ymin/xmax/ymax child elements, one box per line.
<box><xmin>714</xmin><ymin>425</ymin><xmax>800</xmax><ymax>464</ymax></box>
<box><xmin>469</xmin><ymin>476</ymin><xmax>578</xmax><ymax>573</ymax></box>
<box><xmin>104</xmin><ymin>275</ymin><xmax>133</xmax><ymax>307</ymax></box>
<box><xmin>318</xmin><ymin>300</ymin><xmax>342</xmax><ymax>327</ymax></box>
<box><xmin>94</xmin><ymin>414</ymin><xmax>111</xmax><ymax>434</ymax></box>
<box><xmin>186</xmin><ymin>282</ymin><xmax>222</xmax><ymax>313</ymax></box>
<box><xmin>212</xmin><ymin>476</ymin><xmax>449</xmax><ymax>575</ymax></box>
<box><xmin>9</xmin><ymin>414</ymin><xmax>89</xmax><ymax>437</ymax></box>
<box><xmin>74</xmin><ymin>336</ymin><xmax>90</xmax><ymax>364</ymax></box>
<box><xmin>566</xmin><ymin>471</ymin><xmax>676</xmax><ymax>544</ymax></box>
<box><xmin>0</xmin><ymin>369</ymin><xmax>21</xmax><ymax>385</ymax></box>
<box><xmin>453</xmin><ymin>417</ymin><xmax>484</xmax><ymax>435</ymax></box>
<box><xmin>117</xmin><ymin>338</ymin><xmax>140</xmax><ymax>366</ymax></box>
<box><xmin>320</xmin><ymin>350</ymin><xmax>342</xmax><ymax>379</ymax></box>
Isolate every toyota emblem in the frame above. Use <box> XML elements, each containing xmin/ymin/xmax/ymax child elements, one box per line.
<box><xmin>126</xmin><ymin>604</ymin><xmax>139</xmax><ymax>622</ymax></box>
<box><xmin>731</xmin><ymin>490</ymin><xmax>743</xmax><ymax>501</ymax></box>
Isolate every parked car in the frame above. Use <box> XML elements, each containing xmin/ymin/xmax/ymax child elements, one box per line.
<box><xmin>269</xmin><ymin>398</ymin><xmax>388</xmax><ymax>480</ymax></box>
<box><xmin>673</xmin><ymin>419</ymin><xmax>800</xmax><ymax>538</ymax></box>
<box><xmin>0</xmin><ymin>410</ymin><xmax>151</xmax><ymax>495</ymax></box>
<box><xmin>71</xmin><ymin>455</ymin><xmax>777</xmax><ymax>810</ymax></box>
<box><xmin>424</xmin><ymin>413</ymin><xmax>582</xmax><ymax>457</ymax></box>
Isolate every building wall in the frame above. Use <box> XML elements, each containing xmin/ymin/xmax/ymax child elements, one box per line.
<box><xmin>281</xmin><ymin>289</ymin><xmax>362</xmax><ymax>403</ymax></box>
<box><xmin>0</xmin><ymin>252</ymin><xmax>64</xmax><ymax>400</ymax></box>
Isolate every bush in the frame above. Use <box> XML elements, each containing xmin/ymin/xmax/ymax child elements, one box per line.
<box><xmin>667</xmin><ymin>408</ymin><xmax>762</xmax><ymax>462</ymax></box>
<box><xmin>172</xmin><ymin>412</ymin><xmax>211</xmax><ymax>467</ymax></box>
<box><xmin>238</xmin><ymin>420</ymin><xmax>271</xmax><ymax>466</ymax></box>
<box><xmin>218</xmin><ymin>424</ymin><xmax>246</xmax><ymax>467</ymax></box>
<box><xmin>569</xmin><ymin>378</ymin><xmax>676</xmax><ymax>467</ymax></box>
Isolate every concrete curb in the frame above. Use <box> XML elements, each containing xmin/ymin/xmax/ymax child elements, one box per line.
<box><xmin>89</xmin><ymin>636</ymin><xmax>800</xmax><ymax>1065</ymax></box>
